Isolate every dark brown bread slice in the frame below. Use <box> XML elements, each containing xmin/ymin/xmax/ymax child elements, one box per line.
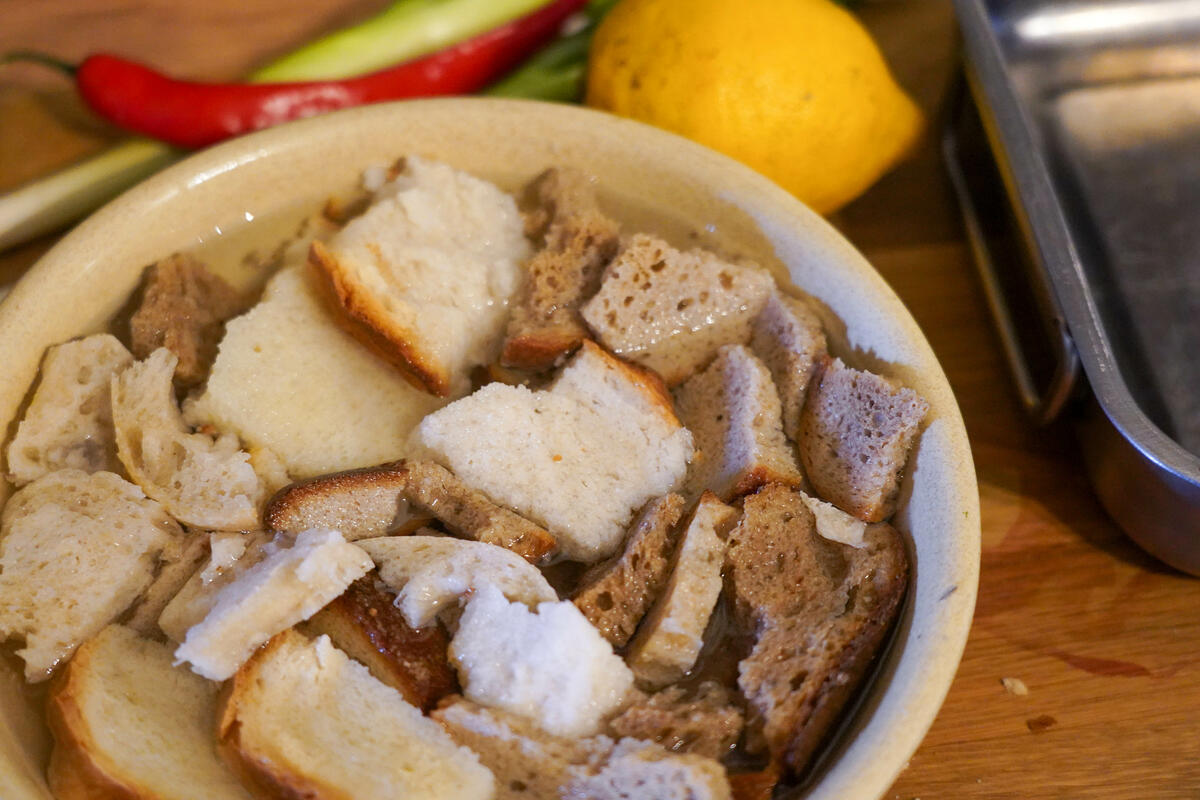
<box><xmin>572</xmin><ymin>493</ymin><xmax>686</xmax><ymax>647</ymax></box>
<box><xmin>129</xmin><ymin>253</ymin><xmax>245</xmax><ymax>389</ymax></box>
<box><xmin>608</xmin><ymin>682</ymin><xmax>744</xmax><ymax>761</ymax></box>
<box><xmin>501</xmin><ymin>167</ymin><xmax>619</xmax><ymax>370</ymax></box>
<box><xmin>724</xmin><ymin>484</ymin><xmax>908</xmax><ymax>777</ymax></box>
<box><xmin>264</xmin><ymin>462</ymin><xmax>411</xmax><ymax>541</ymax></box>
<box><xmin>797</xmin><ymin>357</ymin><xmax>929</xmax><ymax>522</ymax></box>
<box><xmin>304</xmin><ymin>576</ymin><xmax>457</xmax><ymax>711</ymax></box>
<box><xmin>401</xmin><ymin>460</ymin><xmax>557</xmax><ymax>564</ymax></box>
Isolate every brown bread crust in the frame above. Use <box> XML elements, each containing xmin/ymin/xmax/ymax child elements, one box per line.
<box><xmin>501</xmin><ymin>167</ymin><xmax>619</xmax><ymax>371</ymax></box>
<box><xmin>725</xmin><ymin>484</ymin><xmax>909</xmax><ymax>778</ymax></box>
<box><xmin>304</xmin><ymin>577</ymin><xmax>457</xmax><ymax>712</ymax></box>
<box><xmin>572</xmin><ymin>493</ymin><xmax>686</xmax><ymax>647</ymax></box>
<box><xmin>263</xmin><ymin>461</ymin><xmax>410</xmax><ymax>541</ymax></box>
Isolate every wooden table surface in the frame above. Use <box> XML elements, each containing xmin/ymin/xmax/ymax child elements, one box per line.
<box><xmin>2</xmin><ymin>2</ymin><xmax>1198</xmax><ymax>798</ymax></box>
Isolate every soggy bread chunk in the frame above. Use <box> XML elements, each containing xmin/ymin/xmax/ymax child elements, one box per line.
<box><xmin>413</xmin><ymin>341</ymin><xmax>693</xmax><ymax>561</ymax></box>
<box><xmin>450</xmin><ymin>584</ymin><xmax>634</xmax><ymax>738</ymax></box>
<box><xmin>502</xmin><ymin>167</ymin><xmax>619</xmax><ymax>370</ymax></box>
<box><xmin>124</xmin><ymin>531</ymin><xmax>212</xmax><ymax>639</ymax></box>
<box><xmin>802</xmin><ymin>491</ymin><xmax>868</xmax><ymax>548</ymax></box>
<box><xmin>0</xmin><ymin>470</ymin><xmax>180</xmax><ymax>681</ymax></box>
<box><xmin>6</xmin><ymin>334</ymin><xmax>132</xmax><ymax>486</ymax></box>
<box><xmin>675</xmin><ymin>344</ymin><xmax>804</xmax><ymax>502</ymax></box>
<box><xmin>626</xmin><ymin>492</ymin><xmax>736</xmax><ymax>687</ymax></box>
<box><xmin>749</xmin><ymin>291</ymin><xmax>828</xmax><ymax>441</ymax></box>
<box><xmin>157</xmin><ymin>532</ymin><xmax>273</xmax><ymax>644</ymax></box>
<box><xmin>581</xmin><ymin>234</ymin><xmax>773</xmax><ymax>385</ymax></box>
<box><xmin>264</xmin><ymin>462</ymin><xmax>412</xmax><ymax>540</ymax></box>
<box><xmin>797</xmin><ymin>357</ymin><xmax>929</xmax><ymax>522</ymax></box>
<box><xmin>112</xmin><ymin>348</ymin><xmax>263</xmax><ymax>530</ymax></box>
<box><xmin>572</xmin><ymin>493</ymin><xmax>685</xmax><ymax>647</ymax></box>
<box><xmin>310</xmin><ymin>156</ymin><xmax>530</xmax><ymax>396</ymax></box>
<box><xmin>183</xmin><ymin>264</ymin><xmax>446</xmax><ymax>479</ymax></box>
<box><xmin>218</xmin><ymin>630</ymin><xmax>494</xmax><ymax>800</ymax></box>
<box><xmin>358</xmin><ymin>535</ymin><xmax>556</xmax><ymax>628</ymax></box>
<box><xmin>305</xmin><ymin>576</ymin><xmax>457</xmax><ymax>711</ymax></box>
<box><xmin>174</xmin><ymin>528</ymin><xmax>372</xmax><ymax>680</ymax></box>
<box><xmin>725</xmin><ymin>484</ymin><xmax>908</xmax><ymax>776</ymax></box>
<box><xmin>129</xmin><ymin>253</ymin><xmax>244</xmax><ymax>390</ymax></box>
<box><xmin>608</xmin><ymin>683</ymin><xmax>744</xmax><ymax>761</ymax></box>
<box><xmin>562</xmin><ymin>738</ymin><xmax>731</xmax><ymax>800</ymax></box>
<box><xmin>46</xmin><ymin>625</ymin><xmax>251</xmax><ymax>800</ymax></box>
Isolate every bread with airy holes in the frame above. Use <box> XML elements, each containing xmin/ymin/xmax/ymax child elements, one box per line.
<box><xmin>580</xmin><ymin>233</ymin><xmax>773</xmax><ymax>385</ymax></box>
<box><xmin>309</xmin><ymin>156</ymin><xmax>530</xmax><ymax>396</ymax></box>
<box><xmin>264</xmin><ymin>462</ymin><xmax>411</xmax><ymax>541</ymax></box>
<box><xmin>124</xmin><ymin>531</ymin><xmax>211</xmax><ymax>639</ymax></box>
<box><xmin>562</xmin><ymin>738</ymin><xmax>731</xmax><ymax>800</ymax></box>
<box><xmin>112</xmin><ymin>348</ymin><xmax>263</xmax><ymax>530</ymax></box>
<box><xmin>217</xmin><ymin>630</ymin><xmax>493</xmax><ymax>800</ymax></box>
<box><xmin>6</xmin><ymin>334</ymin><xmax>132</xmax><ymax>486</ymax></box>
<box><xmin>46</xmin><ymin>625</ymin><xmax>251</xmax><ymax>800</ymax></box>
<box><xmin>412</xmin><ymin>340</ymin><xmax>693</xmax><ymax>562</ymax></box>
<box><xmin>797</xmin><ymin>357</ymin><xmax>928</xmax><ymax>522</ymax></box>
<box><xmin>0</xmin><ymin>470</ymin><xmax>179</xmax><ymax>682</ymax></box>
<box><xmin>749</xmin><ymin>291</ymin><xmax>827</xmax><ymax>441</ymax></box>
<box><xmin>608</xmin><ymin>682</ymin><xmax>744</xmax><ymax>761</ymax></box>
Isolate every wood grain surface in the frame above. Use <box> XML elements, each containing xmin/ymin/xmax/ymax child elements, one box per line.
<box><xmin>2</xmin><ymin>1</ymin><xmax>1198</xmax><ymax>798</ymax></box>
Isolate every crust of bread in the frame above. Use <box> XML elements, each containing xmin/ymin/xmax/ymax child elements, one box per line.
<box><xmin>575</xmin><ymin>340</ymin><xmax>679</xmax><ymax>427</ymax></box>
<box><xmin>502</xmin><ymin>327</ymin><xmax>582</xmax><ymax>371</ymax></box>
<box><xmin>263</xmin><ymin>460</ymin><xmax>410</xmax><ymax>539</ymax></box>
<box><xmin>309</xmin><ymin>240</ymin><xmax>450</xmax><ymax>397</ymax></box>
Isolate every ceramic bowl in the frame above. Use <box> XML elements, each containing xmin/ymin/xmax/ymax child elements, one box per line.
<box><xmin>0</xmin><ymin>98</ymin><xmax>979</xmax><ymax>800</ymax></box>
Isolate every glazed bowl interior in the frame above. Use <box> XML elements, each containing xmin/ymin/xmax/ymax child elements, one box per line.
<box><xmin>0</xmin><ymin>98</ymin><xmax>979</xmax><ymax>800</ymax></box>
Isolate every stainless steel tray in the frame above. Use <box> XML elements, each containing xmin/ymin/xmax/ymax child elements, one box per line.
<box><xmin>946</xmin><ymin>0</ymin><xmax>1200</xmax><ymax>572</ymax></box>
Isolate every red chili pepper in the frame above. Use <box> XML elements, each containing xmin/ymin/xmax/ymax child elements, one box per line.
<box><xmin>29</xmin><ymin>0</ymin><xmax>586</xmax><ymax>149</ymax></box>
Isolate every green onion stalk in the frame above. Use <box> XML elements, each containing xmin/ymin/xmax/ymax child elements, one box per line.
<box><xmin>0</xmin><ymin>0</ymin><xmax>551</xmax><ymax>251</ymax></box>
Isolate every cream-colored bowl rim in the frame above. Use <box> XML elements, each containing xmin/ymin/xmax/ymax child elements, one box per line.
<box><xmin>0</xmin><ymin>98</ymin><xmax>978</xmax><ymax>800</ymax></box>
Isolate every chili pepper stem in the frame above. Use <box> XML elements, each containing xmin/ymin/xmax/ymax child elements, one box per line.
<box><xmin>1</xmin><ymin>50</ymin><xmax>78</xmax><ymax>75</ymax></box>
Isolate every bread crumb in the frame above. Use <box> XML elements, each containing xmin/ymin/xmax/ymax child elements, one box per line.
<box><xmin>1000</xmin><ymin>677</ymin><xmax>1029</xmax><ymax>696</ymax></box>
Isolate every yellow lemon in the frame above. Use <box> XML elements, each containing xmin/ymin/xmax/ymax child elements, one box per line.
<box><xmin>585</xmin><ymin>0</ymin><xmax>923</xmax><ymax>215</ymax></box>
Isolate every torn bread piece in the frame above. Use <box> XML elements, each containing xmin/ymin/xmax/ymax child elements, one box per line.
<box><xmin>450</xmin><ymin>583</ymin><xmax>634</xmax><ymax>738</ymax></box>
<box><xmin>801</xmin><ymin>491</ymin><xmax>867</xmax><ymax>548</ymax></box>
<box><xmin>749</xmin><ymin>291</ymin><xmax>828</xmax><ymax>441</ymax></box>
<box><xmin>562</xmin><ymin>738</ymin><xmax>731</xmax><ymax>800</ymax></box>
<box><xmin>218</xmin><ymin>630</ymin><xmax>494</xmax><ymax>800</ymax></box>
<box><xmin>46</xmin><ymin>625</ymin><xmax>251</xmax><ymax>800</ymax></box>
<box><xmin>112</xmin><ymin>348</ymin><xmax>263</xmax><ymax>530</ymax></box>
<box><xmin>725</xmin><ymin>484</ymin><xmax>908</xmax><ymax>776</ymax></box>
<box><xmin>183</xmin><ymin>264</ymin><xmax>446</xmax><ymax>479</ymax></box>
<box><xmin>264</xmin><ymin>462</ymin><xmax>412</xmax><ymax>540</ymax></box>
<box><xmin>625</xmin><ymin>492</ymin><xmax>736</xmax><ymax>687</ymax></box>
<box><xmin>0</xmin><ymin>470</ymin><xmax>180</xmax><ymax>682</ymax></box>
<box><xmin>174</xmin><ymin>528</ymin><xmax>372</xmax><ymax>680</ymax></box>
<box><xmin>501</xmin><ymin>167</ymin><xmax>620</xmax><ymax>370</ymax></box>
<box><xmin>412</xmin><ymin>340</ymin><xmax>693</xmax><ymax>562</ymax></box>
<box><xmin>608</xmin><ymin>682</ymin><xmax>744</xmax><ymax>761</ymax></box>
<box><xmin>572</xmin><ymin>493</ymin><xmax>685</xmax><ymax>647</ymax></box>
<box><xmin>797</xmin><ymin>357</ymin><xmax>929</xmax><ymax>522</ymax></box>
<box><xmin>157</xmin><ymin>531</ymin><xmax>273</xmax><ymax>644</ymax></box>
<box><xmin>6</xmin><ymin>334</ymin><xmax>132</xmax><ymax>486</ymax></box>
<box><xmin>674</xmin><ymin>344</ymin><xmax>804</xmax><ymax>501</ymax></box>
<box><xmin>357</xmin><ymin>535</ymin><xmax>556</xmax><ymax>628</ymax></box>
<box><xmin>580</xmin><ymin>233</ymin><xmax>773</xmax><ymax>385</ymax></box>
<box><xmin>305</xmin><ymin>576</ymin><xmax>457</xmax><ymax>711</ymax></box>
<box><xmin>124</xmin><ymin>531</ymin><xmax>211</xmax><ymax>639</ymax></box>
<box><xmin>310</xmin><ymin>155</ymin><xmax>531</xmax><ymax>396</ymax></box>
<box><xmin>129</xmin><ymin>253</ymin><xmax>245</xmax><ymax>390</ymax></box>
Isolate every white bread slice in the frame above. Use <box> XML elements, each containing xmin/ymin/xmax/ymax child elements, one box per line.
<box><xmin>357</xmin><ymin>535</ymin><xmax>556</xmax><ymax>628</ymax></box>
<box><xmin>580</xmin><ymin>233</ymin><xmax>773</xmax><ymax>385</ymax></box>
<box><xmin>174</xmin><ymin>528</ymin><xmax>372</xmax><ymax>680</ymax></box>
<box><xmin>626</xmin><ymin>492</ymin><xmax>737</xmax><ymax>688</ymax></box>
<box><xmin>157</xmin><ymin>531</ymin><xmax>273</xmax><ymax>644</ymax></box>
<box><xmin>310</xmin><ymin>156</ymin><xmax>530</xmax><ymax>396</ymax></box>
<box><xmin>563</xmin><ymin>738</ymin><xmax>731</xmax><ymax>800</ymax></box>
<box><xmin>674</xmin><ymin>344</ymin><xmax>804</xmax><ymax>501</ymax></box>
<box><xmin>749</xmin><ymin>290</ymin><xmax>828</xmax><ymax>441</ymax></box>
<box><xmin>124</xmin><ymin>530</ymin><xmax>212</xmax><ymax>639</ymax></box>
<box><xmin>112</xmin><ymin>348</ymin><xmax>263</xmax><ymax>530</ymax></box>
<box><xmin>412</xmin><ymin>341</ymin><xmax>693</xmax><ymax>561</ymax></box>
<box><xmin>217</xmin><ymin>630</ymin><xmax>493</xmax><ymax>800</ymax></box>
<box><xmin>6</xmin><ymin>334</ymin><xmax>132</xmax><ymax>486</ymax></box>
<box><xmin>46</xmin><ymin>625</ymin><xmax>251</xmax><ymax>800</ymax></box>
<box><xmin>183</xmin><ymin>263</ymin><xmax>446</xmax><ymax>479</ymax></box>
<box><xmin>802</xmin><ymin>491</ymin><xmax>868</xmax><ymax>548</ymax></box>
<box><xmin>0</xmin><ymin>470</ymin><xmax>180</xmax><ymax>681</ymax></box>
<box><xmin>450</xmin><ymin>583</ymin><xmax>634</xmax><ymax>738</ymax></box>
<box><xmin>433</xmin><ymin>697</ymin><xmax>613</xmax><ymax>800</ymax></box>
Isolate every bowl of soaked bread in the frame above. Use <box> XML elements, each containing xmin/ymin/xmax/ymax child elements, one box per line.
<box><xmin>0</xmin><ymin>98</ymin><xmax>978</xmax><ymax>800</ymax></box>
